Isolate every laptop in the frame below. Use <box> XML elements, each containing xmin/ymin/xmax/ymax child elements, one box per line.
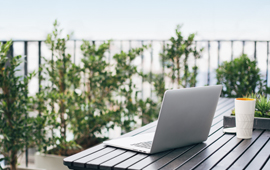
<box><xmin>103</xmin><ymin>85</ymin><xmax>222</xmax><ymax>154</ymax></box>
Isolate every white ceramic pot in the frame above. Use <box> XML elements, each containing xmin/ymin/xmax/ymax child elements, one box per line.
<box><xmin>35</xmin><ymin>152</ymin><xmax>69</xmax><ymax>170</ymax></box>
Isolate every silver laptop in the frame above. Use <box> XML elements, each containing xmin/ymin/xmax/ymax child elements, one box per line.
<box><xmin>103</xmin><ymin>85</ymin><xmax>222</xmax><ymax>154</ymax></box>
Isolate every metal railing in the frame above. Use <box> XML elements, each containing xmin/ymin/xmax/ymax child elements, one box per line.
<box><xmin>1</xmin><ymin>39</ymin><xmax>270</xmax><ymax>166</ymax></box>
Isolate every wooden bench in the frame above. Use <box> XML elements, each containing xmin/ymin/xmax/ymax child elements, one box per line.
<box><xmin>64</xmin><ymin>98</ymin><xmax>270</xmax><ymax>170</ymax></box>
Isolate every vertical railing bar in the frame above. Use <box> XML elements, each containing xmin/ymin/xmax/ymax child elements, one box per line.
<box><xmin>141</xmin><ymin>40</ymin><xmax>144</xmax><ymax>100</ymax></box>
<box><xmin>24</xmin><ymin>41</ymin><xmax>28</xmax><ymax>167</ymax></box>
<box><xmin>162</xmin><ymin>41</ymin><xmax>165</xmax><ymax>79</ymax></box>
<box><xmin>254</xmin><ymin>41</ymin><xmax>257</xmax><ymax>60</ymax></box>
<box><xmin>267</xmin><ymin>41</ymin><xmax>269</xmax><ymax>89</ymax></box>
<box><xmin>150</xmin><ymin>40</ymin><xmax>153</xmax><ymax>98</ymax></box>
<box><xmin>108</xmin><ymin>41</ymin><xmax>111</xmax><ymax>64</ymax></box>
<box><xmin>207</xmin><ymin>41</ymin><xmax>210</xmax><ymax>85</ymax></box>
<box><xmin>51</xmin><ymin>42</ymin><xmax>54</xmax><ymax>115</ymax></box>
<box><xmin>194</xmin><ymin>41</ymin><xmax>197</xmax><ymax>87</ymax></box>
<box><xmin>38</xmin><ymin>41</ymin><xmax>42</xmax><ymax>118</ymax></box>
<box><xmin>73</xmin><ymin>40</ymin><xmax>76</xmax><ymax>64</ymax></box>
<box><xmin>38</xmin><ymin>41</ymin><xmax>41</xmax><ymax>94</ymax></box>
<box><xmin>120</xmin><ymin>40</ymin><xmax>123</xmax><ymax>52</ymax></box>
<box><xmin>242</xmin><ymin>41</ymin><xmax>245</xmax><ymax>54</ymax></box>
<box><xmin>217</xmin><ymin>41</ymin><xmax>220</xmax><ymax>67</ymax></box>
<box><xmin>5</xmin><ymin>41</ymin><xmax>14</xmax><ymax>61</ymax></box>
<box><xmin>231</xmin><ymin>40</ymin><xmax>233</xmax><ymax>61</ymax></box>
<box><xmin>11</xmin><ymin>42</ymin><xmax>14</xmax><ymax>58</ymax></box>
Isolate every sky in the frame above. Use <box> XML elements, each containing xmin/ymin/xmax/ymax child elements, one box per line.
<box><xmin>1</xmin><ymin>0</ymin><xmax>270</xmax><ymax>40</ymax></box>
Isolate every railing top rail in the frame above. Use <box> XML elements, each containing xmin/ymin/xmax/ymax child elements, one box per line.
<box><xmin>1</xmin><ymin>39</ymin><xmax>270</xmax><ymax>43</ymax></box>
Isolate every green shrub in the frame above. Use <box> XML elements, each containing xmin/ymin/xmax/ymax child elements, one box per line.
<box><xmin>71</xmin><ymin>40</ymin><xmax>118</xmax><ymax>149</ymax></box>
<box><xmin>160</xmin><ymin>25</ymin><xmax>203</xmax><ymax>89</ymax></box>
<box><xmin>33</xmin><ymin>22</ymin><xmax>206</xmax><ymax>155</ymax></box>
<box><xmin>143</xmin><ymin>25</ymin><xmax>203</xmax><ymax>124</ymax></box>
<box><xmin>0</xmin><ymin>41</ymin><xmax>40</xmax><ymax>170</ymax></box>
<box><xmin>216</xmin><ymin>54</ymin><xmax>269</xmax><ymax>97</ymax></box>
<box><xmin>36</xmin><ymin>20</ymin><xmax>82</xmax><ymax>156</ymax></box>
<box><xmin>112</xmin><ymin>46</ymin><xmax>149</xmax><ymax>131</ymax></box>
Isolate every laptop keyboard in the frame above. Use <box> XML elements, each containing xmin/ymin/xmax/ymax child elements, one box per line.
<box><xmin>131</xmin><ymin>141</ymin><xmax>152</xmax><ymax>149</ymax></box>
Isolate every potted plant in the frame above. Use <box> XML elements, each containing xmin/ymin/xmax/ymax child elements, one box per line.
<box><xmin>0</xmin><ymin>40</ymin><xmax>44</xmax><ymax>170</ymax></box>
<box><xmin>224</xmin><ymin>94</ymin><xmax>270</xmax><ymax>130</ymax></box>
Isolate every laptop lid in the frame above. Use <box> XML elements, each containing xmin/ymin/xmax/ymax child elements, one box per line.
<box><xmin>150</xmin><ymin>85</ymin><xmax>222</xmax><ymax>153</ymax></box>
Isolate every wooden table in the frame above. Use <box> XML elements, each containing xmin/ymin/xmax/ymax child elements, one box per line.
<box><xmin>64</xmin><ymin>98</ymin><xmax>270</xmax><ymax>170</ymax></box>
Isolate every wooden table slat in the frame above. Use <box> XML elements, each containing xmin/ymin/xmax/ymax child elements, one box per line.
<box><xmin>213</xmin><ymin>102</ymin><xmax>235</xmax><ymax>119</ymax></box>
<box><xmin>127</xmin><ymin>151</ymin><xmax>171</xmax><ymax>170</ymax></box>
<box><xmin>218</xmin><ymin>97</ymin><xmax>230</xmax><ymax>104</ymax></box>
<box><xmin>212</xmin><ymin>106</ymin><xmax>234</xmax><ymax>123</ymax></box>
<box><xmin>229</xmin><ymin>131</ymin><xmax>270</xmax><ymax>170</ymax></box>
<box><xmin>86</xmin><ymin>149</ymin><xmax>126</xmax><ymax>169</ymax></box>
<box><xmin>262</xmin><ymin>156</ymin><xmax>270</xmax><ymax>170</ymax></box>
<box><xmin>245</xmin><ymin>132</ymin><xmax>270</xmax><ymax>170</ymax></box>
<box><xmin>215</xmin><ymin>98</ymin><xmax>234</xmax><ymax>112</ymax></box>
<box><xmin>159</xmin><ymin>127</ymin><xmax>225</xmax><ymax>170</ymax></box>
<box><xmin>73</xmin><ymin>147</ymin><xmax>116</xmax><ymax>167</ymax></box>
<box><xmin>194</xmin><ymin>136</ymin><xmax>242</xmax><ymax>170</ymax></box>
<box><xmin>99</xmin><ymin>151</ymin><xmax>137</xmax><ymax>170</ymax></box>
<box><xmin>142</xmin><ymin>146</ymin><xmax>192</xmax><ymax>170</ymax></box>
<box><xmin>211</xmin><ymin>130</ymin><xmax>263</xmax><ymax>170</ymax></box>
<box><xmin>177</xmin><ymin>134</ymin><xmax>235</xmax><ymax>170</ymax></box>
<box><xmin>214</xmin><ymin>98</ymin><xmax>233</xmax><ymax>111</ymax></box>
<box><xmin>63</xmin><ymin>144</ymin><xmax>106</xmax><ymax>166</ymax></box>
<box><xmin>114</xmin><ymin>154</ymin><xmax>148</xmax><ymax>170</ymax></box>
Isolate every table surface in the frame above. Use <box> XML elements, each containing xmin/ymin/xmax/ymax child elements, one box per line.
<box><xmin>64</xmin><ymin>98</ymin><xmax>270</xmax><ymax>170</ymax></box>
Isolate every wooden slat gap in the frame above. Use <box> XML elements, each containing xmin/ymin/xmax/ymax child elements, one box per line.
<box><xmin>120</xmin><ymin>154</ymin><xmax>148</xmax><ymax>170</ymax></box>
<box><xmin>98</xmin><ymin>151</ymin><xmax>128</xmax><ymax>169</ymax></box>
<box><xmin>139</xmin><ymin>149</ymin><xmax>175</xmax><ymax>170</ymax></box>
<box><xmin>112</xmin><ymin>153</ymin><xmax>139</xmax><ymax>170</ymax></box>
<box><xmin>261</xmin><ymin>154</ymin><xmax>270</xmax><ymax>170</ymax></box>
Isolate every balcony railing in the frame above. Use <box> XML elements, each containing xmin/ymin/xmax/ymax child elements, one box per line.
<box><xmin>1</xmin><ymin>39</ymin><xmax>270</xmax><ymax>166</ymax></box>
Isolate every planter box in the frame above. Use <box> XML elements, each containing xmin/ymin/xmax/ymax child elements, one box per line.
<box><xmin>35</xmin><ymin>152</ymin><xmax>69</xmax><ymax>170</ymax></box>
<box><xmin>2</xmin><ymin>166</ymin><xmax>45</xmax><ymax>170</ymax></box>
<box><xmin>223</xmin><ymin>114</ymin><xmax>270</xmax><ymax>130</ymax></box>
